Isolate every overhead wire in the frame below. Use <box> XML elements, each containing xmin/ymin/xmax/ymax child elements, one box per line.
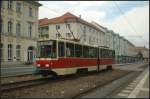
<box><xmin>113</xmin><ymin>1</ymin><xmax>149</xmax><ymax>45</ymax></box>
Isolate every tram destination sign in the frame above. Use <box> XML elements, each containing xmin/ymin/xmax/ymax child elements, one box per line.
<box><xmin>38</xmin><ymin>41</ymin><xmax>53</xmax><ymax>45</ymax></box>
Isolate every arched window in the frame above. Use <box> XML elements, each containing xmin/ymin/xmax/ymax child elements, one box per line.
<box><xmin>16</xmin><ymin>22</ymin><xmax>21</xmax><ymax>36</ymax></box>
<box><xmin>8</xmin><ymin>20</ymin><xmax>13</xmax><ymax>34</ymax></box>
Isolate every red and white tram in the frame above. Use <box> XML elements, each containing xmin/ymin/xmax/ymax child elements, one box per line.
<box><xmin>35</xmin><ymin>39</ymin><xmax>115</xmax><ymax>76</ymax></box>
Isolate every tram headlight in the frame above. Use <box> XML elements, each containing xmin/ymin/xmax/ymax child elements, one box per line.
<box><xmin>45</xmin><ymin>64</ymin><xmax>50</xmax><ymax>67</ymax></box>
<box><xmin>37</xmin><ymin>64</ymin><xmax>41</xmax><ymax>67</ymax></box>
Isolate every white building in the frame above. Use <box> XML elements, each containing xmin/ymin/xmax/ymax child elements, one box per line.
<box><xmin>39</xmin><ymin>12</ymin><xmax>105</xmax><ymax>47</ymax></box>
<box><xmin>0</xmin><ymin>1</ymin><xmax>42</xmax><ymax>65</ymax></box>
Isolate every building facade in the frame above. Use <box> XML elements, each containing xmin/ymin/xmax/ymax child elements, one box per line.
<box><xmin>0</xmin><ymin>1</ymin><xmax>41</xmax><ymax>65</ymax></box>
<box><xmin>39</xmin><ymin>12</ymin><xmax>106</xmax><ymax>47</ymax></box>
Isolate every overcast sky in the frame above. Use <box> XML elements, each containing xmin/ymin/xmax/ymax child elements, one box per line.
<box><xmin>39</xmin><ymin>1</ymin><xmax>149</xmax><ymax>49</ymax></box>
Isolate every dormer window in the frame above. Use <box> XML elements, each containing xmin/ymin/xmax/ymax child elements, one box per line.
<box><xmin>56</xmin><ymin>25</ymin><xmax>60</xmax><ymax>29</ymax></box>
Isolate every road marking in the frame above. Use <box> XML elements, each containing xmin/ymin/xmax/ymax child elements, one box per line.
<box><xmin>128</xmin><ymin>84</ymin><xmax>135</xmax><ymax>87</ymax></box>
<box><xmin>128</xmin><ymin>70</ymin><xmax>149</xmax><ymax>98</ymax></box>
<box><xmin>133</xmin><ymin>80</ymin><xmax>138</xmax><ymax>83</ymax></box>
<box><xmin>125</xmin><ymin>87</ymin><xmax>133</xmax><ymax>90</ymax></box>
<box><xmin>140</xmin><ymin>88</ymin><xmax>149</xmax><ymax>92</ymax></box>
<box><xmin>130</xmin><ymin>81</ymin><xmax>137</xmax><ymax>84</ymax></box>
<box><xmin>121</xmin><ymin>90</ymin><xmax>131</xmax><ymax>93</ymax></box>
<box><xmin>117</xmin><ymin>93</ymin><xmax>128</xmax><ymax>97</ymax></box>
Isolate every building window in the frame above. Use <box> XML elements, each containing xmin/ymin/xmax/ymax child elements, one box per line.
<box><xmin>66</xmin><ymin>33</ymin><xmax>71</xmax><ymax>38</ymax></box>
<box><xmin>16</xmin><ymin>2</ymin><xmax>21</xmax><ymax>13</ymax></box>
<box><xmin>8</xmin><ymin>20</ymin><xmax>13</xmax><ymax>34</ymax></box>
<box><xmin>29</xmin><ymin>7</ymin><xmax>32</xmax><ymax>17</ymax></box>
<box><xmin>1</xmin><ymin>19</ymin><xmax>3</xmax><ymax>34</ymax></box>
<box><xmin>1</xmin><ymin>1</ymin><xmax>4</xmax><ymax>9</ymax></box>
<box><xmin>83</xmin><ymin>26</ymin><xmax>86</xmax><ymax>41</ymax></box>
<box><xmin>8</xmin><ymin>0</ymin><xmax>13</xmax><ymax>9</ymax></box>
<box><xmin>56</xmin><ymin>25</ymin><xmax>60</xmax><ymax>29</ymax></box>
<box><xmin>8</xmin><ymin>44</ymin><xmax>13</xmax><ymax>61</ymax></box>
<box><xmin>67</xmin><ymin>24</ymin><xmax>71</xmax><ymax>28</ymax></box>
<box><xmin>16</xmin><ymin>22</ymin><xmax>21</xmax><ymax>36</ymax></box>
<box><xmin>28</xmin><ymin>22</ymin><xmax>32</xmax><ymax>37</ymax></box>
<box><xmin>16</xmin><ymin>45</ymin><xmax>21</xmax><ymax>61</ymax></box>
<box><xmin>0</xmin><ymin>43</ymin><xmax>3</xmax><ymax>61</ymax></box>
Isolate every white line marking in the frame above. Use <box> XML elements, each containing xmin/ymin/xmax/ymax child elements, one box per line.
<box><xmin>117</xmin><ymin>93</ymin><xmax>128</xmax><ymax>97</ymax></box>
<box><xmin>140</xmin><ymin>88</ymin><xmax>149</xmax><ymax>92</ymax></box>
<box><xmin>130</xmin><ymin>82</ymin><xmax>137</xmax><ymax>85</ymax></box>
<box><xmin>128</xmin><ymin>70</ymin><xmax>149</xmax><ymax>98</ymax></box>
<box><xmin>125</xmin><ymin>87</ymin><xmax>133</xmax><ymax>90</ymax></box>
<box><xmin>121</xmin><ymin>90</ymin><xmax>131</xmax><ymax>93</ymax></box>
<box><xmin>128</xmin><ymin>84</ymin><xmax>135</xmax><ymax>87</ymax></box>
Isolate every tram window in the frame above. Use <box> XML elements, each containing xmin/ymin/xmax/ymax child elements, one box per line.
<box><xmin>89</xmin><ymin>47</ymin><xmax>97</xmax><ymax>58</ymax></box>
<box><xmin>38</xmin><ymin>40</ymin><xmax>57</xmax><ymax>58</ymax></box>
<box><xmin>109</xmin><ymin>50</ymin><xmax>112</xmax><ymax>58</ymax></box>
<box><xmin>100</xmin><ymin>49</ymin><xmax>107</xmax><ymax>58</ymax></box>
<box><xmin>83</xmin><ymin>46</ymin><xmax>89</xmax><ymax>58</ymax></box>
<box><xmin>58</xmin><ymin>42</ymin><xmax>65</xmax><ymax>57</ymax></box>
<box><xmin>89</xmin><ymin>47</ymin><xmax>93</xmax><ymax>58</ymax></box>
<box><xmin>66</xmin><ymin>43</ymin><xmax>74</xmax><ymax>57</ymax></box>
<box><xmin>94</xmin><ymin>48</ymin><xmax>98</xmax><ymax>58</ymax></box>
<box><xmin>75</xmin><ymin>44</ymin><xmax>82</xmax><ymax>57</ymax></box>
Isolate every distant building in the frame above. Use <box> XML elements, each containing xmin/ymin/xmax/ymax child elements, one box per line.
<box><xmin>0</xmin><ymin>1</ymin><xmax>42</xmax><ymax>65</ymax></box>
<box><xmin>134</xmin><ymin>46</ymin><xmax>149</xmax><ymax>58</ymax></box>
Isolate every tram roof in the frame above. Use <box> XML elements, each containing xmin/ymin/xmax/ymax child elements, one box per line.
<box><xmin>38</xmin><ymin>38</ymin><xmax>113</xmax><ymax>50</ymax></box>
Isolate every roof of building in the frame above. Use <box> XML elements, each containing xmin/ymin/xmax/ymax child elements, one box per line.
<box><xmin>26</xmin><ymin>1</ymin><xmax>42</xmax><ymax>7</ymax></box>
<box><xmin>39</xmin><ymin>12</ymin><xmax>102</xmax><ymax>31</ymax></box>
<box><xmin>134</xmin><ymin>46</ymin><xmax>149</xmax><ymax>51</ymax></box>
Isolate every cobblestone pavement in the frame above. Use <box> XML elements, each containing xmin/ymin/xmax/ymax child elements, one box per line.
<box><xmin>113</xmin><ymin>66</ymin><xmax>149</xmax><ymax>98</ymax></box>
<box><xmin>79</xmin><ymin>63</ymin><xmax>149</xmax><ymax>98</ymax></box>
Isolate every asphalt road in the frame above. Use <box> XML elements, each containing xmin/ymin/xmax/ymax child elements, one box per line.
<box><xmin>0</xmin><ymin>62</ymin><xmax>147</xmax><ymax>77</ymax></box>
<box><xmin>1</xmin><ymin>65</ymin><xmax>36</xmax><ymax>77</ymax></box>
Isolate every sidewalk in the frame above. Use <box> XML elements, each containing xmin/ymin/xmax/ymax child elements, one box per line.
<box><xmin>128</xmin><ymin>67</ymin><xmax>149</xmax><ymax>98</ymax></box>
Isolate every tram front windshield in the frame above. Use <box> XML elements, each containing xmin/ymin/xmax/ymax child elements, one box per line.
<box><xmin>38</xmin><ymin>40</ymin><xmax>56</xmax><ymax>58</ymax></box>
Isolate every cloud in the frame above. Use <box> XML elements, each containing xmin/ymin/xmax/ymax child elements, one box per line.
<box><xmin>101</xmin><ymin>5</ymin><xmax>149</xmax><ymax>48</ymax></box>
<box><xmin>38</xmin><ymin>1</ymin><xmax>149</xmax><ymax>48</ymax></box>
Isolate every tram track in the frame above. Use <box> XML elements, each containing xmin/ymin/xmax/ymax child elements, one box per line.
<box><xmin>1</xmin><ymin>69</ymin><xmax>113</xmax><ymax>92</ymax></box>
<box><xmin>1</xmin><ymin>77</ymin><xmax>50</xmax><ymax>91</ymax></box>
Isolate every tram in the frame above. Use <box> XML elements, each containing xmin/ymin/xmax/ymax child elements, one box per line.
<box><xmin>35</xmin><ymin>39</ymin><xmax>115</xmax><ymax>76</ymax></box>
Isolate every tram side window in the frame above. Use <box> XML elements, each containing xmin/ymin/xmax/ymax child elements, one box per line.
<box><xmin>52</xmin><ymin>41</ymin><xmax>57</xmax><ymax>58</ymax></box>
<box><xmin>75</xmin><ymin>44</ymin><xmax>82</xmax><ymax>57</ymax></box>
<box><xmin>83</xmin><ymin>46</ymin><xmax>89</xmax><ymax>58</ymax></box>
<box><xmin>89</xmin><ymin>47</ymin><xmax>97</xmax><ymax>58</ymax></box>
<box><xmin>66</xmin><ymin>43</ymin><xmax>74</xmax><ymax>57</ymax></box>
<box><xmin>58</xmin><ymin>42</ymin><xmax>65</xmax><ymax>57</ymax></box>
<box><xmin>113</xmin><ymin>51</ymin><xmax>115</xmax><ymax>58</ymax></box>
<box><xmin>100</xmin><ymin>49</ymin><xmax>107</xmax><ymax>58</ymax></box>
<box><xmin>108</xmin><ymin>50</ymin><xmax>112</xmax><ymax>58</ymax></box>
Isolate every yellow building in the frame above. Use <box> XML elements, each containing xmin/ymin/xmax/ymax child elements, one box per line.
<box><xmin>0</xmin><ymin>1</ymin><xmax>42</xmax><ymax>65</ymax></box>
